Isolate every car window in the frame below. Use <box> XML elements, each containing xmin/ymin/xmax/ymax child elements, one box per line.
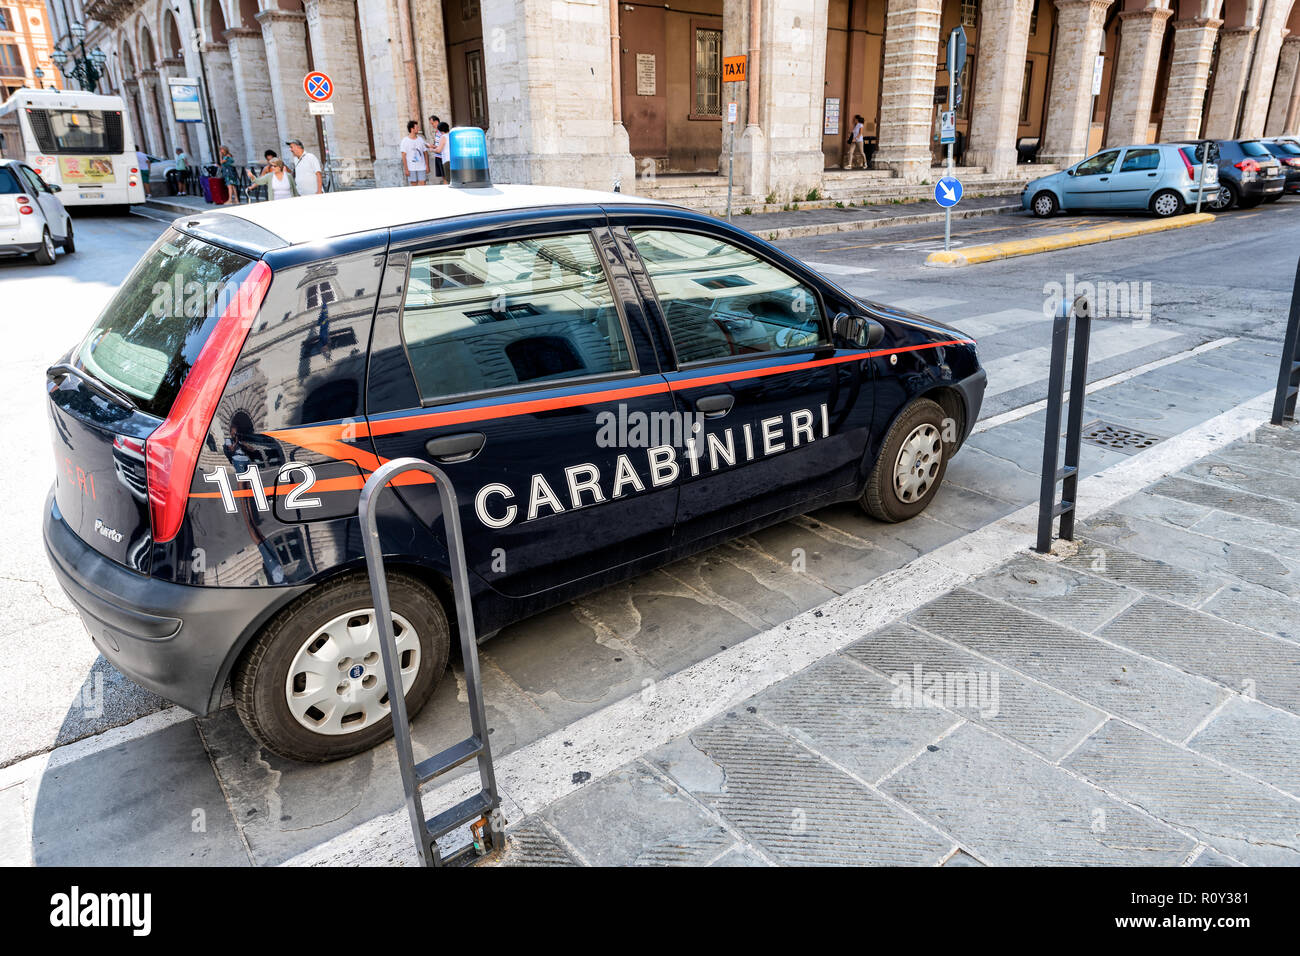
<box><xmin>400</xmin><ymin>232</ymin><xmax>633</xmax><ymax>403</ymax></box>
<box><xmin>18</xmin><ymin>165</ymin><xmax>45</xmax><ymax>193</ymax></box>
<box><xmin>1240</xmin><ymin>140</ymin><xmax>1272</xmax><ymax>158</ymax></box>
<box><xmin>0</xmin><ymin>166</ymin><xmax>21</xmax><ymax>193</ymax></box>
<box><xmin>630</xmin><ymin>229</ymin><xmax>828</xmax><ymax>364</ymax></box>
<box><xmin>1076</xmin><ymin>150</ymin><xmax>1119</xmax><ymax>175</ymax></box>
<box><xmin>1266</xmin><ymin>141</ymin><xmax>1300</xmax><ymax>155</ymax></box>
<box><xmin>1120</xmin><ymin>148</ymin><xmax>1160</xmax><ymax>172</ymax></box>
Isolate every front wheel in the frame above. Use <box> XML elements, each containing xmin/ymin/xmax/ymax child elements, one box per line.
<box><xmin>1150</xmin><ymin>189</ymin><xmax>1184</xmax><ymax>218</ymax></box>
<box><xmin>1030</xmin><ymin>191</ymin><xmax>1058</xmax><ymax>218</ymax></box>
<box><xmin>232</xmin><ymin>571</ymin><xmax>450</xmax><ymax>762</ymax></box>
<box><xmin>860</xmin><ymin>397</ymin><xmax>952</xmax><ymax>522</ymax></box>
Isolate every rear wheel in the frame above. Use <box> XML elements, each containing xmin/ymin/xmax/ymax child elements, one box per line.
<box><xmin>1150</xmin><ymin>189</ymin><xmax>1184</xmax><ymax>218</ymax></box>
<box><xmin>1030</xmin><ymin>191</ymin><xmax>1058</xmax><ymax>218</ymax></box>
<box><xmin>860</xmin><ymin>397</ymin><xmax>952</xmax><ymax>522</ymax></box>
<box><xmin>61</xmin><ymin>219</ymin><xmax>75</xmax><ymax>253</ymax></box>
<box><xmin>232</xmin><ymin>571</ymin><xmax>450</xmax><ymax>762</ymax></box>
<box><xmin>33</xmin><ymin>227</ymin><xmax>55</xmax><ymax>265</ymax></box>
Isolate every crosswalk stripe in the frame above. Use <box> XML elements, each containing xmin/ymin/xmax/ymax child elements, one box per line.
<box><xmin>949</xmin><ymin>307</ymin><xmax>1047</xmax><ymax>339</ymax></box>
<box><xmin>982</xmin><ymin>324</ymin><xmax>1182</xmax><ymax>397</ymax></box>
<box><xmin>804</xmin><ymin>260</ymin><xmax>877</xmax><ymax>276</ymax></box>
<box><xmin>890</xmin><ymin>296</ymin><xmax>966</xmax><ymax>312</ymax></box>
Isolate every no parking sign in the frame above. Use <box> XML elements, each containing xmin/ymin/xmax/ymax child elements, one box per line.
<box><xmin>304</xmin><ymin>71</ymin><xmax>334</xmax><ymax>102</ymax></box>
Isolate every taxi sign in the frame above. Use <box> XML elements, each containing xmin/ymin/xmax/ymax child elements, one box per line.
<box><xmin>723</xmin><ymin>55</ymin><xmax>747</xmax><ymax>83</ymax></box>
<box><xmin>304</xmin><ymin>71</ymin><xmax>333</xmax><ymax>102</ymax></box>
<box><xmin>934</xmin><ymin>176</ymin><xmax>963</xmax><ymax>207</ymax></box>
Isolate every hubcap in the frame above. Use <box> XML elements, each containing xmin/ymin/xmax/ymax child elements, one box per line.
<box><xmin>284</xmin><ymin>609</ymin><xmax>420</xmax><ymax>735</ymax></box>
<box><xmin>1214</xmin><ymin>186</ymin><xmax>1231</xmax><ymax>209</ymax></box>
<box><xmin>1154</xmin><ymin>194</ymin><xmax>1177</xmax><ymax>216</ymax></box>
<box><xmin>1034</xmin><ymin>196</ymin><xmax>1052</xmax><ymax>215</ymax></box>
<box><xmin>893</xmin><ymin>423</ymin><xmax>943</xmax><ymax>504</ymax></box>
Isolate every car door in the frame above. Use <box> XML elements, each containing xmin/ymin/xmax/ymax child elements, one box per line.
<box><xmin>1105</xmin><ymin>147</ymin><xmax>1162</xmax><ymax>209</ymax></box>
<box><xmin>1064</xmin><ymin>149</ymin><xmax>1120</xmax><ymax>209</ymax></box>
<box><xmin>611</xmin><ymin>214</ymin><xmax>875</xmax><ymax>547</ymax></box>
<box><xmin>367</xmin><ymin>212</ymin><xmax>679</xmax><ymax>599</ymax></box>
<box><xmin>19</xmin><ymin>164</ymin><xmax>64</xmax><ymax>239</ymax></box>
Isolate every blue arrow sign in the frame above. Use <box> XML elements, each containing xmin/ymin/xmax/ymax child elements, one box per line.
<box><xmin>935</xmin><ymin>176</ymin><xmax>963</xmax><ymax>208</ymax></box>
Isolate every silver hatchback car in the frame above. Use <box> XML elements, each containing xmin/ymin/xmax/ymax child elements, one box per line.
<box><xmin>1022</xmin><ymin>143</ymin><xmax>1218</xmax><ymax>218</ymax></box>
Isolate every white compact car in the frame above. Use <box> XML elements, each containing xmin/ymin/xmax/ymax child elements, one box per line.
<box><xmin>0</xmin><ymin>159</ymin><xmax>75</xmax><ymax>265</ymax></box>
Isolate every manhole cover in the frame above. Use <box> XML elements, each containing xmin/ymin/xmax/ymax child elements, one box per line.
<box><xmin>1081</xmin><ymin>421</ymin><xmax>1162</xmax><ymax>453</ymax></box>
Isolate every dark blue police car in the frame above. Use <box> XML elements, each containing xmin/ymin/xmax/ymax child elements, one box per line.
<box><xmin>43</xmin><ymin>132</ymin><xmax>985</xmax><ymax>760</ymax></box>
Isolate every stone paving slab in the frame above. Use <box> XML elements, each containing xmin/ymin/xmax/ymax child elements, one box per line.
<box><xmin>1199</xmin><ymin>582</ymin><xmax>1300</xmax><ymax>644</ymax></box>
<box><xmin>881</xmin><ymin>723</ymin><xmax>1195</xmax><ymax>866</ymax></box>
<box><xmin>1063</xmin><ymin>720</ymin><xmax>1300</xmax><ymax>866</ymax></box>
<box><xmin>1061</xmin><ymin>534</ymin><xmax>1224</xmax><ymax>605</ymax></box>
<box><xmin>648</xmin><ymin>713</ymin><xmax>953</xmax><ymax>866</ymax></box>
<box><xmin>1151</xmin><ymin>474</ymin><xmax>1300</xmax><ymax>531</ymax></box>
<box><xmin>969</xmin><ymin>553</ymin><xmax>1139</xmax><ymax>633</ymax></box>
<box><xmin>1097</xmin><ymin>598</ymin><xmax>1300</xmax><ymax>716</ymax></box>
<box><xmin>1188</xmin><ymin>697</ymin><xmax>1300</xmax><ymax>799</ymax></box>
<box><xmin>909</xmin><ymin>589</ymin><xmax>1228</xmax><ymax>740</ymax></box>
<box><xmin>842</xmin><ymin>622</ymin><xmax>1105</xmax><ymax>761</ymax></box>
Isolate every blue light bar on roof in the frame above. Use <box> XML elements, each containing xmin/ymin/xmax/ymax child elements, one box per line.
<box><xmin>448</xmin><ymin>126</ymin><xmax>490</xmax><ymax>188</ymax></box>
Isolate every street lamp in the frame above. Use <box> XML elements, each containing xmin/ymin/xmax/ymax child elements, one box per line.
<box><xmin>52</xmin><ymin>21</ymin><xmax>106</xmax><ymax>92</ymax></box>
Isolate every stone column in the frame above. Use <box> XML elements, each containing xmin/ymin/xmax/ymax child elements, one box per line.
<box><xmin>478</xmin><ymin>0</ymin><xmax>634</xmax><ymax>191</ymax></box>
<box><xmin>874</xmin><ymin>0</ymin><xmax>942</xmax><ymax>180</ymax></box>
<box><xmin>1204</xmin><ymin>26</ymin><xmax>1257</xmax><ymax>138</ymax></box>
<box><xmin>1288</xmin><ymin>39</ymin><xmax>1300</xmax><ymax>132</ymax></box>
<box><xmin>1040</xmin><ymin>0</ymin><xmax>1112</xmax><ymax>167</ymax></box>
<box><xmin>257</xmin><ymin>9</ymin><xmax>321</xmax><ymax>163</ymax></box>
<box><xmin>203</xmin><ymin>41</ymin><xmax>247</xmax><ymax>165</ymax></box>
<box><xmin>1104</xmin><ymin>7</ymin><xmax>1172</xmax><ymax>147</ymax></box>
<box><xmin>225</xmin><ymin>28</ymin><xmax>279</xmax><ymax>165</ymax></box>
<box><xmin>136</xmin><ymin>70</ymin><xmax>170</xmax><ymax>157</ymax></box>
<box><xmin>965</xmin><ymin>0</ymin><xmax>1035</xmax><ymax>175</ymax></box>
<box><xmin>303</xmin><ymin>0</ymin><xmax>373</xmax><ymax>184</ymax></box>
<box><xmin>1240</xmin><ymin>0</ymin><xmax>1292</xmax><ymax>137</ymax></box>
<box><xmin>157</xmin><ymin>57</ymin><xmax>194</xmax><ymax>160</ymax></box>
<box><xmin>1159</xmin><ymin>17</ymin><xmax>1221</xmax><ymax>141</ymax></box>
<box><xmin>355</xmin><ymin>0</ymin><xmax>403</xmax><ymax>187</ymax></box>
<box><xmin>1266</xmin><ymin>34</ymin><xmax>1300</xmax><ymax>134</ymax></box>
<box><xmin>411</xmin><ymin>0</ymin><xmax>451</xmax><ymax>123</ymax></box>
<box><xmin>754</xmin><ymin>0</ymin><xmax>829</xmax><ymax>198</ymax></box>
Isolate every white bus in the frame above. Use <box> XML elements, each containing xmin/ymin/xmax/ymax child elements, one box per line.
<box><xmin>0</xmin><ymin>88</ymin><xmax>146</xmax><ymax>209</ymax></box>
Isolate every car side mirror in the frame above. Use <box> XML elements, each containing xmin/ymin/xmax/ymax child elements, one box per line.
<box><xmin>833</xmin><ymin>313</ymin><xmax>885</xmax><ymax>349</ymax></box>
<box><xmin>1066</xmin><ymin>168</ymin><xmax>1075</xmax><ymax>176</ymax></box>
<box><xmin>48</xmin><ymin>183</ymin><xmax>61</xmax><ymax>192</ymax></box>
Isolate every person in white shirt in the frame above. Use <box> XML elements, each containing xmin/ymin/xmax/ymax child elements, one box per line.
<box><xmin>399</xmin><ymin>120</ymin><xmax>429</xmax><ymax>185</ymax></box>
<box><xmin>846</xmin><ymin>114</ymin><xmax>866</xmax><ymax>170</ymax></box>
<box><xmin>286</xmin><ymin>139</ymin><xmax>323</xmax><ymax>196</ymax></box>
<box><xmin>437</xmin><ymin>121</ymin><xmax>451</xmax><ymax>183</ymax></box>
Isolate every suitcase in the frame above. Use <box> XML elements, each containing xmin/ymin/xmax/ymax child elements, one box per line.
<box><xmin>209</xmin><ymin>177</ymin><xmax>229</xmax><ymax>204</ymax></box>
<box><xmin>199</xmin><ymin>174</ymin><xmax>215</xmax><ymax>203</ymax></box>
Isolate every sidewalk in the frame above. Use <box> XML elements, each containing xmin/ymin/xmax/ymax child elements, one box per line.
<box><xmin>481</xmin><ymin>408</ymin><xmax>1300</xmax><ymax>866</ymax></box>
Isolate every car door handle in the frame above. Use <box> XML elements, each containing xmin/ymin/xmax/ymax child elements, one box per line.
<box><xmin>695</xmin><ymin>394</ymin><xmax>735</xmax><ymax>418</ymax></box>
<box><xmin>1099</xmin><ymin>176</ymin><xmax>1108</xmax><ymax>181</ymax></box>
<box><xmin>425</xmin><ymin>431</ymin><xmax>486</xmax><ymax>463</ymax></box>
<box><xmin>1147</xmin><ymin>172</ymin><xmax>1157</xmax><ymax>177</ymax></box>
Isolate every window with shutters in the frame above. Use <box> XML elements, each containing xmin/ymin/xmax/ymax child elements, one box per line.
<box><xmin>692</xmin><ymin>25</ymin><xmax>722</xmax><ymax>118</ymax></box>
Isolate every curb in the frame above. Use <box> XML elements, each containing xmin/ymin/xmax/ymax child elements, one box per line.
<box><xmin>740</xmin><ymin>201</ymin><xmax>1023</xmax><ymax>242</ymax></box>
<box><xmin>925</xmin><ymin>212</ymin><xmax>1215</xmax><ymax>266</ymax></box>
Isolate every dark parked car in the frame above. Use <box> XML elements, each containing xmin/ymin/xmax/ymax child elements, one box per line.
<box><xmin>1199</xmin><ymin>139</ymin><xmax>1287</xmax><ymax>210</ymax></box>
<box><xmin>1261</xmin><ymin>138</ymin><xmax>1300</xmax><ymax>196</ymax></box>
<box><xmin>42</xmin><ymin>160</ymin><xmax>986</xmax><ymax>760</ymax></box>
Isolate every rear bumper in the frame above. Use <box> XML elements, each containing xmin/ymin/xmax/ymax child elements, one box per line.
<box><xmin>42</xmin><ymin>489</ymin><xmax>309</xmax><ymax>714</ymax></box>
<box><xmin>1239</xmin><ymin>176</ymin><xmax>1287</xmax><ymax>198</ymax></box>
<box><xmin>0</xmin><ymin>217</ymin><xmax>47</xmax><ymax>254</ymax></box>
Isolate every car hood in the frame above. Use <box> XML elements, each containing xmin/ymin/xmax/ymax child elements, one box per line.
<box><xmin>859</xmin><ymin>297</ymin><xmax>976</xmax><ymax>344</ymax></box>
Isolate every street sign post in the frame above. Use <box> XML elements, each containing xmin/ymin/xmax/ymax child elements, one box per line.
<box><xmin>724</xmin><ymin>56</ymin><xmax>746</xmax><ymax>221</ymax></box>
<box><xmin>303</xmin><ymin>71</ymin><xmax>335</xmax><ymax>190</ymax></box>
<box><xmin>942</xmin><ymin>26</ymin><xmax>967</xmax><ymax>252</ymax></box>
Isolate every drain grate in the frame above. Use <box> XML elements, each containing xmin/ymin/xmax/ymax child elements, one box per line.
<box><xmin>1080</xmin><ymin>421</ymin><xmax>1162</xmax><ymax>453</ymax></box>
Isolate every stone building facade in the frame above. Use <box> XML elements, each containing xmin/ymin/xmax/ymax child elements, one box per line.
<box><xmin>42</xmin><ymin>0</ymin><xmax>1300</xmax><ymax>199</ymax></box>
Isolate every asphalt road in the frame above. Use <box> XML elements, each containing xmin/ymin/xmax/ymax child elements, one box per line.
<box><xmin>1</xmin><ymin>196</ymin><xmax>1296</xmax><ymax>772</ymax></box>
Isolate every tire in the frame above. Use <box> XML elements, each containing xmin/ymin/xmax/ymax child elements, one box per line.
<box><xmin>61</xmin><ymin>219</ymin><xmax>75</xmax><ymax>254</ymax></box>
<box><xmin>33</xmin><ymin>227</ymin><xmax>55</xmax><ymax>265</ymax></box>
<box><xmin>1208</xmin><ymin>182</ymin><xmax>1237</xmax><ymax>211</ymax></box>
<box><xmin>232</xmin><ymin>571</ymin><xmax>450</xmax><ymax>762</ymax></box>
<box><xmin>860</xmin><ymin>397</ymin><xmax>952</xmax><ymax>523</ymax></box>
<box><xmin>1030</xmin><ymin>190</ymin><xmax>1058</xmax><ymax>218</ymax></box>
<box><xmin>1150</xmin><ymin>189</ymin><xmax>1184</xmax><ymax>218</ymax></box>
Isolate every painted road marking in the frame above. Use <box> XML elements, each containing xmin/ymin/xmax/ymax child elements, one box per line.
<box><xmin>952</xmin><ymin>308</ymin><xmax>1047</xmax><ymax>339</ymax></box>
<box><xmin>803</xmin><ymin>261</ymin><xmax>878</xmax><ymax>276</ymax></box>
<box><xmin>982</xmin><ymin>324</ymin><xmax>1182</xmax><ymax>398</ymax></box>
<box><xmin>891</xmin><ymin>296</ymin><xmax>967</xmax><ymax>313</ymax></box>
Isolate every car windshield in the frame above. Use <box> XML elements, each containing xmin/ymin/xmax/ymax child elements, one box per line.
<box><xmin>1266</xmin><ymin>141</ymin><xmax>1300</xmax><ymax>155</ymax></box>
<box><xmin>27</xmin><ymin>109</ymin><xmax>124</xmax><ymax>155</ymax></box>
<box><xmin>1240</xmin><ymin>140</ymin><xmax>1272</xmax><ymax>158</ymax></box>
<box><xmin>74</xmin><ymin>229</ymin><xmax>255</xmax><ymax>418</ymax></box>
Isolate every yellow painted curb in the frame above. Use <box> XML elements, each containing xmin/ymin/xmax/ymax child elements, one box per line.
<box><xmin>925</xmin><ymin>212</ymin><xmax>1215</xmax><ymax>266</ymax></box>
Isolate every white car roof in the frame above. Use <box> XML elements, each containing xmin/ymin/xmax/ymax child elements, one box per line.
<box><xmin>209</xmin><ymin>184</ymin><xmax>670</xmax><ymax>246</ymax></box>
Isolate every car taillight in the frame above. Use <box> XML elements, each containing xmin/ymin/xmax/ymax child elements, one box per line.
<box><xmin>18</xmin><ymin>205</ymin><xmax>33</xmax><ymax>215</ymax></box>
<box><xmin>129</xmin><ymin>180</ymin><xmax>138</xmax><ymax>187</ymax></box>
<box><xmin>146</xmin><ymin>260</ymin><xmax>272</xmax><ymax>543</ymax></box>
<box><xmin>1235</xmin><ymin>159</ymin><xmax>1260</xmax><ymax>172</ymax></box>
<box><xmin>1284</xmin><ymin>158</ymin><xmax>1300</xmax><ymax>167</ymax></box>
<box><xmin>1179</xmin><ymin>149</ymin><xmax>1195</xmax><ymax>179</ymax></box>
<box><xmin>16</xmin><ymin>195</ymin><xmax>28</xmax><ymax>204</ymax></box>
<box><xmin>130</xmin><ymin>167</ymin><xmax>138</xmax><ymax>173</ymax></box>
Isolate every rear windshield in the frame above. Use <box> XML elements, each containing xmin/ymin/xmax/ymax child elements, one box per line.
<box><xmin>1266</xmin><ymin>141</ymin><xmax>1300</xmax><ymax>155</ymax></box>
<box><xmin>75</xmin><ymin>229</ymin><xmax>255</xmax><ymax>419</ymax></box>
<box><xmin>0</xmin><ymin>167</ymin><xmax>20</xmax><ymax>193</ymax></box>
<box><xmin>26</xmin><ymin>108</ymin><xmax>124</xmax><ymax>155</ymax></box>
<box><xmin>1240</xmin><ymin>140</ymin><xmax>1272</xmax><ymax>157</ymax></box>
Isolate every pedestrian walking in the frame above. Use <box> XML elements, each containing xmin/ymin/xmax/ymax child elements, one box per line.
<box><xmin>218</xmin><ymin>145</ymin><xmax>241</xmax><ymax>205</ymax></box>
<box><xmin>250</xmin><ymin>157</ymin><xmax>299</xmax><ymax>200</ymax></box>
<box><xmin>437</xmin><ymin>122</ymin><xmax>451</xmax><ymax>183</ymax></box>
<box><xmin>286</xmin><ymin>139</ymin><xmax>323</xmax><ymax>196</ymax></box>
<box><xmin>428</xmin><ymin>115</ymin><xmax>444</xmax><ymax>182</ymax></box>
<box><xmin>846</xmin><ymin>115</ymin><xmax>866</xmax><ymax>170</ymax></box>
<box><xmin>174</xmin><ymin>148</ymin><xmax>191</xmax><ymax>195</ymax></box>
<box><xmin>400</xmin><ymin>120</ymin><xmax>429</xmax><ymax>185</ymax></box>
<box><xmin>135</xmin><ymin>148</ymin><xmax>152</xmax><ymax>197</ymax></box>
